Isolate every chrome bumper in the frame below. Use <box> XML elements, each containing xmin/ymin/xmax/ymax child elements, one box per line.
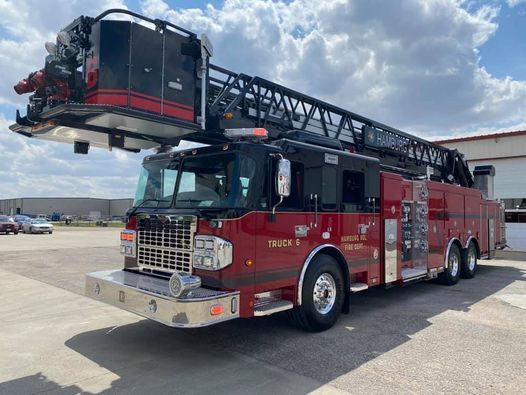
<box><xmin>85</xmin><ymin>270</ymin><xmax>239</xmax><ymax>328</ymax></box>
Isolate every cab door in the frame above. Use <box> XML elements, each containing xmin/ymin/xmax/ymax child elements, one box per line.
<box><xmin>340</xmin><ymin>161</ymin><xmax>380</xmax><ymax>285</ymax></box>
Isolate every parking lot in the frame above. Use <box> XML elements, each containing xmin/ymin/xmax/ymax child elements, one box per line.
<box><xmin>0</xmin><ymin>228</ymin><xmax>525</xmax><ymax>394</ymax></box>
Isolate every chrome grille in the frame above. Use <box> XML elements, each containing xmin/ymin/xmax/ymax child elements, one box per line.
<box><xmin>136</xmin><ymin>215</ymin><xmax>196</xmax><ymax>274</ymax></box>
<box><xmin>137</xmin><ymin>246</ymin><xmax>192</xmax><ymax>273</ymax></box>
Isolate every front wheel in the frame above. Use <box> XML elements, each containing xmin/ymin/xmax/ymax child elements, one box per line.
<box><xmin>289</xmin><ymin>254</ymin><xmax>345</xmax><ymax>332</ymax></box>
<box><xmin>438</xmin><ymin>244</ymin><xmax>461</xmax><ymax>285</ymax></box>
<box><xmin>461</xmin><ymin>243</ymin><xmax>477</xmax><ymax>279</ymax></box>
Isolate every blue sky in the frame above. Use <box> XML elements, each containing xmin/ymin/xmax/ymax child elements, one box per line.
<box><xmin>479</xmin><ymin>4</ymin><xmax>526</xmax><ymax>80</ymax></box>
<box><xmin>0</xmin><ymin>0</ymin><xmax>525</xmax><ymax>199</ymax></box>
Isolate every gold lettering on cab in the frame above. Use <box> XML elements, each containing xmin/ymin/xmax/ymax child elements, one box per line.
<box><xmin>267</xmin><ymin>239</ymin><xmax>301</xmax><ymax>248</ymax></box>
<box><xmin>341</xmin><ymin>234</ymin><xmax>366</xmax><ymax>251</ymax></box>
<box><xmin>343</xmin><ymin>243</ymin><xmax>364</xmax><ymax>251</ymax></box>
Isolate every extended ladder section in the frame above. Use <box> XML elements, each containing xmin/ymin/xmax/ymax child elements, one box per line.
<box><xmin>206</xmin><ymin>64</ymin><xmax>473</xmax><ymax>187</ymax></box>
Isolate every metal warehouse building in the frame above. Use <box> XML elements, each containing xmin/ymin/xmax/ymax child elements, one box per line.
<box><xmin>436</xmin><ymin>130</ymin><xmax>526</xmax><ymax>251</ymax></box>
<box><xmin>0</xmin><ymin>197</ymin><xmax>133</xmax><ymax>218</ymax></box>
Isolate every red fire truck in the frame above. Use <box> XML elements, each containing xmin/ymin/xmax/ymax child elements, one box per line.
<box><xmin>11</xmin><ymin>10</ymin><xmax>506</xmax><ymax>331</ymax></box>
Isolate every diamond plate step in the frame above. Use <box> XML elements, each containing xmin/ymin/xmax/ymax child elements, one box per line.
<box><xmin>254</xmin><ymin>299</ymin><xmax>293</xmax><ymax>316</ymax></box>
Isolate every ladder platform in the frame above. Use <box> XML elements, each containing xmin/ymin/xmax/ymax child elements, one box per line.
<box><xmin>254</xmin><ymin>300</ymin><xmax>293</xmax><ymax>316</ymax></box>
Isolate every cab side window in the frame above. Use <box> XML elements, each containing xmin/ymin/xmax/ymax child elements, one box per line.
<box><xmin>342</xmin><ymin>170</ymin><xmax>364</xmax><ymax>212</ymax></box>
<box><xmin>322</xmin><ymin>166</ymin><xmax>337</xmax><ymax>211</ymax></box>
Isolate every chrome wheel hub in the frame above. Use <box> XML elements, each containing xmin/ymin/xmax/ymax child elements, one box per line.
<box><xmin>313</xmin><ymin>273</ymin><xmax>336</xmax><ymax>315</ymax></box>
<box><xmin>468</xmin><ymin>251</ymin><xmax>476</xmax><ymax>271</ymax></box>
<box><xmin>450</xmin><ymin>254</ymin><xmax>459</xmax><ymax>277</ymax></box>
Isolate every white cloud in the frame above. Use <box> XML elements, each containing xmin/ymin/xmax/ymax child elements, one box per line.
<box><xmin>507</xmin><ymin>0</ymin><xmax>526</xmax><ymax>7</ymax></box>
<box><xmin>141</xmin><ymin>0</ymin><xmax>526</xmax><ymax>137</ymax></box>
<box><xmin>432</xmin><ymin>121</ymin><xmax>526</xmax><ymax>141</ymax></box>
<box><xmin>0</xmin><ymin>114</ymin><xmax>143</xmax><ymax>199</ymax></box>
<box><xmin>1</xmin><ymin>0</ymin><xmax>526</xmax><ymax>198</ymax></box>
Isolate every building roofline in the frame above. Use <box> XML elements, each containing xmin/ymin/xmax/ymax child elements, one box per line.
<box><xmin>0</xmin><ymin>197</ymin><xmax>133</xmax><ymax>201</ymax></box>
<box><xmin>435</xmin><ymin>130</ymin><xmax>526</xmax><ymax>144</ymax></box>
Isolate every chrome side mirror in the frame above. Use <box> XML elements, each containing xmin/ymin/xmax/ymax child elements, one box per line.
<box><xmin>276</xmin><ymin>158</ymin><xmax>291</xmax><ymax>198</ymax></box>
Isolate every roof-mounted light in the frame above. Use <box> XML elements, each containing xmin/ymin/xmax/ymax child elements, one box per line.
<box><xmin>224</xmin><ymin>128</ymin><xmax>268</xmax><ymax>140</ymax></box>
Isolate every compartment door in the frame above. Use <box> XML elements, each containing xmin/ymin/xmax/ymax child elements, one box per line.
<box><xmin>130</xmin><ymin>23</ymin><xmax>163</xmax><ymax>114</ymax></box>
<box><xmin>489</xmin><ymin>218</ymin><xmax>495</xmax><ymax>258</ymax></box>
<box><xmin>384</xmin><ymin>219</ymin><xmax>398</xmax><ymax>283</ymax></box>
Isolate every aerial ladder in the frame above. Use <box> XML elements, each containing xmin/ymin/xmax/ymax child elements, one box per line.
<box><xmin>11</xmin><ymin>9</ymin><xmax>473</xmax><ymax>188</ymax></box>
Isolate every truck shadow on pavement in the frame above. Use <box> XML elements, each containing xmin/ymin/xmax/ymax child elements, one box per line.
<box><xmin>1</xmin><ymin>263</ymin><xmax>523</xmax><ymax>394</ymax></box>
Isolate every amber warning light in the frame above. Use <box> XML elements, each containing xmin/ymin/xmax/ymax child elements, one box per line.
<box><xmin>224</xmin><ymin>128</ymin><xmax>268</xmax><ymax>140</ymax></box>
<box><xmin>120</xmin><ymin>232</ymin><xmax>134</xmax><ymax>241</ymax></box>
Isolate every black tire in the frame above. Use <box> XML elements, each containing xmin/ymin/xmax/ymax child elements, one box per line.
<box><xmin>289</xmin><ymin>254</ymin><xmax>345</xmax><ymax>332</ymax></box>
<box><xmin>49</xmin><ymin>231</ymin><xmax>53</xmax><ymax>234</ymax></box>
<box><xmin>438</xmin><ymin>244</ymin><xmax>461</xmax><ymax>285</ymax></box>
<box><xmin>14</xmin><ymin>230</ymin><xmax>18</xmax><ymax>235</ymax></box>
<box><xmin>461</xmin><ymin>242</ymin><xmax>477</xmax><ymax>279</ymax></box>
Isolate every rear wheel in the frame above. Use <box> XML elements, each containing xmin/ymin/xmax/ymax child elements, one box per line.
<box><xmin>438</xmin><ymin>244</ymin><xmax>461</xmax><ymax>285</ymax></box>
<box><xmin>461</xmin><ymin>242</ymin><xmax>477</xmax><ymax>279</ymax></box>
<box><xmin>290</xmin><ymin>254</ymin><xmax>345</xmax><ymax>332</ymax></box>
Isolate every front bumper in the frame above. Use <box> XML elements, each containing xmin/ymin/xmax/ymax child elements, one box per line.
<box><xmin>33</xmin><ymin>227</ymin><xmax>52</xmax><ymax>232</ymax></box>
<box><xmin>85</xmin><ymin>270</ymin><xmax>239</xmax><ymax>328</ymax></box>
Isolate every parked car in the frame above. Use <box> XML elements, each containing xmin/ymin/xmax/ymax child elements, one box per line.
<box><xmin>14</xmin><ymin>214</ymin><xmax>31</xmax><ymax>227</ymax></box>
<box><xmin>0</xmin><ymin>215</ymin><xmax>19</xmax><ymax>234</ymax></box>
<box><xmin>22</xmin><ymin>218</ymin><xmax>54</xmax><ymax>234</ymax></box>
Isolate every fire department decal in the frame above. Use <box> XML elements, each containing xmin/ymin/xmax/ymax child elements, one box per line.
<box><xmin>341</xmin><ymin>234</ymin><xmax>367</xmax><ymax>251</ymax></box>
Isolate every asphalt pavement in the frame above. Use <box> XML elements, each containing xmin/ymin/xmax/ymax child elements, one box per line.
<box><xmin>0</xmin><ymin>228</ymin><xmax>525</xmax><ymax>394</ymax></box>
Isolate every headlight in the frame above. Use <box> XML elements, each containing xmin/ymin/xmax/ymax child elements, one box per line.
<box><xmin>193</xmin><ymin>235</ymin><xmax>233</xmax><ymax>271</ymax></box>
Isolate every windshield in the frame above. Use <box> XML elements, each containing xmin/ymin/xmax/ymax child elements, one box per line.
<box><xmin>0</xmin><ymin>216</ymin><xmax>14</xmax><ymax>222</ymax></box>
<box><xmin>175</xmin><ymin>153</ymin><xmax>256</xmax><ymax>208</ymax></box>
<box><xmin>32</xmin><ymin>219</ymin><xmax>48</xmax><ymax>224</ymax></box>
<box><xmin>133</xmin><ymin>160</ymin><xmax>179</xmax><ymax>208</ymax></box>
<box><xmin>133</xmin><ymin>152</ymin><xmax>257</xmax><ymax>209</ymax></box>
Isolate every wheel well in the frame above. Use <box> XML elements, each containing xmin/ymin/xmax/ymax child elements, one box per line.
<box><xmin>317</xmin><ymin>248</ymin><xmax>350</xmax><ymax>293</ymax></box>
<box><xmin>297</xmin><ymin>245</ymin><xmax>350</xmax><ymax>306</ymax></box>
<box><xmin>452</xmin><ymin>239</ymin><xmax>463</xmax><ymax>252</ymax></box>
<box><xmin>445</xmin><ymin>238</ymin><xmax>462</xmax><ymax>267</ymax></box>
<box><xmin>466</xmin><ymin>237</ymin><xmax>481</xmax><ymax>259</ymax></box>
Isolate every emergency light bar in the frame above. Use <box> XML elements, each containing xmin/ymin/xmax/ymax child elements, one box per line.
<box><xmin>224</xmin><ymin>128</ymin><xmax>268</xmax><ymax>140</ymax></box>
